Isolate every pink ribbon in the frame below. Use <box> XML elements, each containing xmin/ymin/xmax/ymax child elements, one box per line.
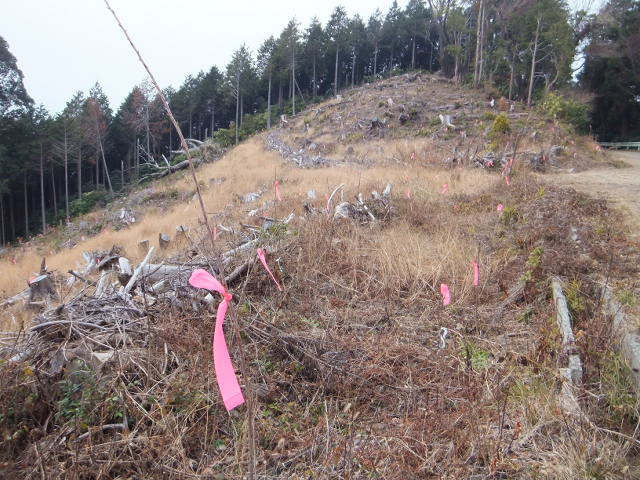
<box><xmin>257</xmin><ymin>248</ymin><xmax>283</xmax><ymax>291</ymax></box>
<box><xmin>325</xmin><ymin>192</ymin><xmax>331</xmax><ymax>212</ymax></box>
<box><xmin>275</xmin><ymin>181</ymin><xmax>282</xmax><ymax>202</ymax></box>
<box><xmin>188</xmin><ymin>269</ymin><xmax>245</xmax><ymax>411</ymax></box>
<box><xmin>440</xmin><ymin>283</ymin><xmax>451</xmax><ymax>306</ymax></box>
<box><xmin>441</xmin><ymin>183</ymin><xmax>448</xmax><ymax>194</ymax></box>
<box><xmin>497</xmin><ymin>204</ymin><xmax>504</xmax><ymax>212</ymax></box>
<box><xmin>505</xmin><ymin>176</ymin><xmax>510</xmax><ymax>186</ymax></box>
<box><xmin>473</xmin><ymin>262</ymin><xmax>480</xmax><ymax>287</ymax></box>
<box><xmin>410</xmin><ymin>152</ymin><xmax>416</xmax><ymax>160</ymax></box>
<box><xmin>213</xmin><ymin>224</ymin><xmax>220</xmax><ymax>241</ymax></box>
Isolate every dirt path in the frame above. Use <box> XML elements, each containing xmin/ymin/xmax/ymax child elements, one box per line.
<box><xmin>551</xmin><ymin>151</ymin><xmax>640</xmax><ymax>236</ymax></box>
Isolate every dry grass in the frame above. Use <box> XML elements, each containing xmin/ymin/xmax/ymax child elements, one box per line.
<box><xmin>2</xmin><ymin>73</ymin><xmax>640</xmax><ymax>478</ymax></box>
<box><xmin>0</xmin><ymin>136</ymin><xmax>498</xmax><ymax>316</ymax></box>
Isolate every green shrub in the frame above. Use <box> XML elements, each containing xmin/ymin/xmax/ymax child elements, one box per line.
<box><xmin>69</xmin><ymin>190</ymin><xmax>108</xmax><ymax>217</ymax></box>
<box><xmin>491</xmin><ymin>113</ymin><xmax>511</xmax><ymax>136</ymax></box>
<box><xmin>539</xmin><ymin>92</ymin><xmax>589</xmax><ymax>134</ymax></box>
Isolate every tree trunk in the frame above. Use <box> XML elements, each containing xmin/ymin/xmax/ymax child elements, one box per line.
<box><xmin>312</xmin><ymin>56</ymin><xmax>316</xmax><ymax>99</ymax></box>
<box><xmin>210</xmin><ymin>101</ymin><xmax>215</xmax><ymax>137</ymax></box>
<box><xmin>411</xmin><ymin>35</ymin><xmax>416</xmax><ymax>69</ymax></box>
<box><xmin>473</xmin><ymin>0</ymin><xmax>482</xmax><ymax>87</ymax></box>
<box><xmin>508</xmin><ymin>49</ymin><xmax>516</xmax><ymax>100</ymax></box>
<box><xmin>235</xmin><ymin>73</ymin><xmax>240</xmax><ymax>145</ymax></box>
<box><xmin>145</xmin><ymin>105</ymin><xmax>150</xmax><ymax>160</ymax></box>
<box><xmin>94</xmin><ymin>114</ymin><xmax>113</xmax><ymax>194</ymax></box>
<box><xmin>78</xmin><ymin>145</ymin><xmax>82</xmax><ymax>199</ymax></box>
<box><xmin>334</xmin><ymin>46</ymin><xmax>339</xmax><ymax>96</ymax></box>
<box><xmin>479</xmin><ymin>1</ymin><xmax>485</xmax><ymax>83</ymax></box>
<box><xmin>0</xmin><ymin>195</ymin><xmax>5</xmax><ymax>246</ymax></box>
<box><xmin>23</xmin><ymin>172</ymin><xmax>29</xmax><ymax>236</ymax></box>
<box><xmin>267</xmin><ymin>71</ymin><xmax>272</xmax><ymax>129</ymax></box>
<box><xmin>50</xmin><ymin>160</ymin><xmax>57</xmax><ymax>216</ymax></box>
<box><xmin>240</xmin><ymin>95</ymin><xmax>243</xmax><ymax>127</ymax></box>
<box><xmin>351</xmin><ymin>52</ymin><xmax>356</xmax><ymax>88</ymax></box>
<box><xmin>9</xmin><ymin>192</ymin><xmax>15</xmax><ymax>241</ymax></box>
<box><xmin>40</xmin><ymin>142</ymin><xmax>46</xmax><ymax>234</ymax></box>
<box><xmin>64</xmin><ymin>125</ymin><xmax>69</xmax><ymax>219</ymax></box>
<box><xmin>374</xmin><ymin>45</ymin><xmax>378</xmax><ymax>76</ymax></box>
<box><xmin>527</xmin><ymin>17</ymin><xmax>541</xmax><ymax>108</ymax></box>
<box><xmin>95</xmin><ymin>142</ymin><xmax>100</xmax><ymax>190</ymax></box>
<box><xmin>292</xmin><ymin>43</ymin><xmax>296</xmax><ymax>115</ymax></box>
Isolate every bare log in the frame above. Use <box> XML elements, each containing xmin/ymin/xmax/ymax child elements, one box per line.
<box><xmin>551</xmin><ymin>277</ymin><xmax>583</xmax><ymax>385</ymax></box>
<box><xmin>602</xmin><ymin>284</ymin><xmax>640</xmax><ymax>392</ymax></box>
<box><xmin>0</xmin><ymin>289</ymin><xmax>30</xmax><ymax>308</ymax></box>
<box><xmin>122</xmin><ymin>247</ymin><xmax>155</xmax><ymax>296</ymax></box>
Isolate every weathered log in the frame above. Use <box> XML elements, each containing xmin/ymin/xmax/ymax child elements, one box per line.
<box><xmin>122</xmin><ymin>247</ymin><xmax>155</xmax><ymax>296</ymax></box>
<box><xmin>551</xmin><ymin>277</ymin><xmax>585</xmax><ymax>420</ymax></box>
<box><xmin>602</xmin><ymin>284</ymin><xmax>640</xmax><ymax>392</ymax></box>
<box><xmin>551</xmin><ymin>277</ymin><xmax>583</xmax><ymax>385</ymax></box>
<box><xmin>0</xmin><ymin>289</ymin><xmax>30</xmax><ymax>308</ymax></box>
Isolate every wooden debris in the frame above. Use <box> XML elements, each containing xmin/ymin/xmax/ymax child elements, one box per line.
<box><xmin>138</xmin><ymin>239</ymin><xmax>150</xmax><ymax>254</ymax></box>
<box><xmin>158</xmin><ymin>233</ymin><xmax>171</xmax><ymax>250</ymax></box>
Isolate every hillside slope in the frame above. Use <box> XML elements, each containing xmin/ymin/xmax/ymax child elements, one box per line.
<box><xmin>1</xmin><ymin>74</ymin><xmax>639</xmax><ymax>479</ymax></box>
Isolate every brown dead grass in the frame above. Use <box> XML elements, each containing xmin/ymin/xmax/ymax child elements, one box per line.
<box><xmin>0</xmin><ymin>136</ymin><xmax>498</xmax><ymax>321</ymax></box>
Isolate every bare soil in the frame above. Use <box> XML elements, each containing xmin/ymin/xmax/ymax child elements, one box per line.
<box><xmin>551</xmin><ymin>151</ymin><xmax>640</xmax><ymax>236</ymax></box>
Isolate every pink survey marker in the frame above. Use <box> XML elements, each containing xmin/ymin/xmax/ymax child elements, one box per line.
<box><xmin>440</xmin><ymin>283</ymin><xmax>451</xmax><ymax>306</ymax></box>
<box><xmin>275</xmin><ymin>181</ymin><xmax>283</xmax><ymax>201</ymax></box>
<box><xmin>473</xmin><ymin>262</ymin><xmax>480</xmax><ymax>286</ymax></box>
<box><xmin>188</xmin><ymin>269</ymin><xmax>245</xmax><ymax>411</ymax></box>
<box><xmin>257</xmin><ymin>248</ymin><xmax>283</xmax><ymax>291</ymax></box>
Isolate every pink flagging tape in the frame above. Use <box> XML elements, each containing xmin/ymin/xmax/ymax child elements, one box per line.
<box><xmin>410</xmin><ymin>152</ymin><xmax>416</xmax><ymax>160</ymax></box>
<box><xmin>188</xmin><ymin>269</ymin><xmax>245</xmax><ymax>411</ymax></box>
<box><xmin>440</xmin><ymin>283</ymin><xmax>451</xmax><ymax>306</ymax></box>
<box><xmin>325</xmin><ymin>192</ymin><xmax>331</xmax><ymax>212</ymax></box>
<box><xmin>505</xmin><ymin>176</ymin><xmax>510</xmax><ymax>186</ymax></box>
<box><xmin>497</xmin><ymin>204</ymin><xmax>504</xmax><ymax>212</ymax></box>
<box><xmin>257</xmin><ymin>248</ymin><xmax>283</xmax><ymax>291</ymax></box>
<box><xmin>473</xmin><ymin>262</ymin><xmax>480</xmax><ymax>287</ymax></box>
<box><xmin>275</xmin><ymin>181</ymin><xmax>283</xmax><ymax>202</ymax></box>
<box><xmin>213</xmin><ymin>224</ymin><xmax>220</xmax><ymax>241</ymax></box>
<box><xmin>406</xmin><ymin>189</ymin><xmax>412</xmax><ymax>199</ymax></box>
<box><xmin>441</xmin><ymin>183</ymin><xmax>449</xmax><ymax>194</ymax></box>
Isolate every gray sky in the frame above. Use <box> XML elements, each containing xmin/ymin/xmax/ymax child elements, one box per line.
<box><xmin>2</xmin><ymin>0</ymin><xmax>602</xmax><ymax>115</ymax></box>
<box><xmin>1</xmin><ymin>0</ymin><xmax>395</xmax><ymax>115</ymax></box>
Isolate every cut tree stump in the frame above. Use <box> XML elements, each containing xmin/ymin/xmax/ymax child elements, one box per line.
<box><xmin>138</xmin><ymin>240</ymin><xmax>150</xmax><ymax>254</ymax></box>
<box><xmin>28</xmin><ymin>274</ymin><xmax>57</xmax><ymax>303</ymax></box>
<box><xmin>117</xmin><ymin>257</ymin><xmax>133</xmax><ymax>286</ymax></box>
<box><xmin>158</xmin><ymin>233</ymin><xmax>171</xmax><ymax>250</ymax></box>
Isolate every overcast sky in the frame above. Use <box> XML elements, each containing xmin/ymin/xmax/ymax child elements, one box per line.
<box><xmin>2</xmin><ymin>0</ymin><xmax>601</xmax><ymax>115</ymax></box>
<box><xmin>1</xmin><ymin>0</ymin><xmax>397</xmax><ymax>115</ymax></box>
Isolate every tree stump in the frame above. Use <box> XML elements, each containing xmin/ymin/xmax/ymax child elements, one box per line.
<box><xmin>138</xmin><ymin>240</ymin><xmax>150</xmax><ymax>254</ymax></box>
<box><xmin>28</xmin><ymin>274</ymin><xmax>57</xmax><ymax>303</ymax></box>
<box><xmin>158</xmin><ymin>233</ymin><xmax>171</xmax><ymax>250</ymax></box>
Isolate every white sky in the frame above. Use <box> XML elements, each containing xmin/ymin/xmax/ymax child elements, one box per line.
<box><xmin>1</xmin><ymin>0</ymin><xmax>602</xmax><ymax>115</ymax></box>
<box><xmin>1</xmin><ymin>0</ymin><xmax>396</xmax><ymax>115</ymax></box>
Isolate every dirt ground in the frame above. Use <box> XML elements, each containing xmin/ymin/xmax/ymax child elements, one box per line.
<box><xmin>551</xmin><ymin>150</ymin><xmax>640</xmax><ymax>236</ymax></box>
